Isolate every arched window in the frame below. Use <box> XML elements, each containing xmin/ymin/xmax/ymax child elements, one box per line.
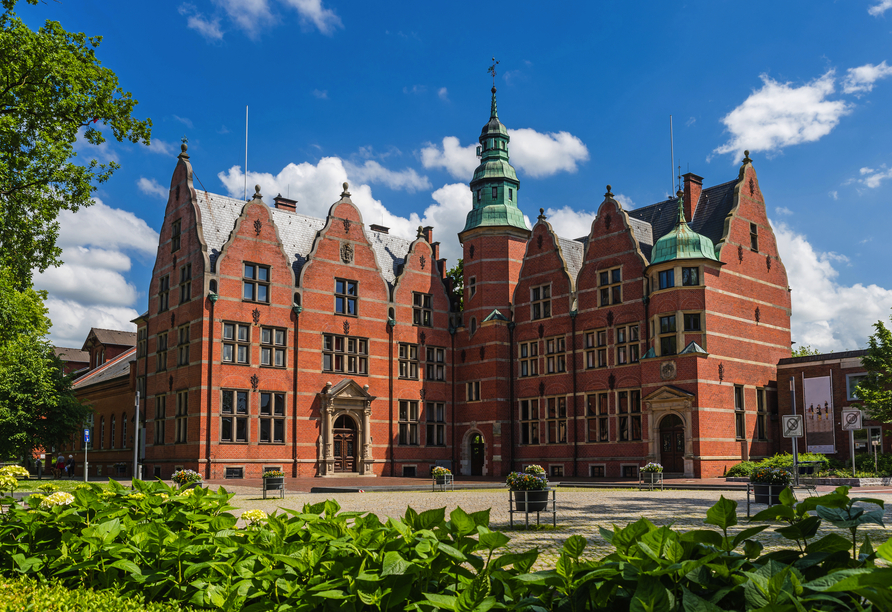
<box><xmin>100</xmin><ymin>417</ymin><xmax>105</xmax><ymax>449</ymax></box>
<box><xmin>110</xmin><ymin>415</ymin><xmax>116</xmax><ymax>449</ymax></box>
<box><xmin>121</xmin><ymin>412</ymin><xmax>128</xmax><ymax>449</ymax></box>
<box><xmin>470</xmin><ymin>318</ymin><xmax>477</xmax><ymax>335</ymax></box>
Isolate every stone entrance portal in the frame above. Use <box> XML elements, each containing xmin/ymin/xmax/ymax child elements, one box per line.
<box><xmin>644</xmin><ymin>385</ymin><xmax>695</xmax><ymax>478</ymax></box>
<box><xmin>318</xmin><ymin>380</ymin><xmax>376</xmax><ymax>477</ymax></box>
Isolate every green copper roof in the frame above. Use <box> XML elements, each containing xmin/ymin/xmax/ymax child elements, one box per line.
<box><xmin>461</xmin><ymin>87</ymin><xmax>526</xmax><ymax>234</ymax></box>
<box><xmin>482</xmin><ymin>309</ymin><xmax>509</xmax><ymax>323</ymax></box>
<box><xmin>649</xmin><ymin>193</ymin><xmax>719</xmax><ymax>265</ymax></box>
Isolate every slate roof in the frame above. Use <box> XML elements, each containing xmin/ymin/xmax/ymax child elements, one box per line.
<box><xmin>53</xmin><ymin>347</ymin><xmax>89</xmax><ymax>363</ymax></box>
<box><xmin>778</xmin><ymin>349</ymin><xmax>868</xmax><ymax>366</ymax></box>
<box><xmin>193</xmin><ymin>191</ymin><xmax>411</xmax><ymax>287</ymax></box>
<box><xmin>72</xmin><ymin>347</ymin><xmax>136</xmax><ymax>390</ymax></box>
<box><xmin>83</xmin><ymin>328</ymin><xmax>136</xmax><ymax>349</ymax></box>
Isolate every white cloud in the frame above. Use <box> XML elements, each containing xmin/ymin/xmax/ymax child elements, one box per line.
<box><xmin>214</xmin><ymin>0</ymin><xmax>274</xmax><ymax>39</ymax></box>
<box><xmin>218</xmin><ymin>125</ymin><xmax>230</xmax><ymax>134</ymax></box>
<box><xmin>173</xmin><ymin>115</ymin><xmax>194</xmax><ymax>129</ymax></box>
<box><xmin>403</xmin><ymin>85</ymin><xmax>426</xmax><ymax>95</ymax></box>
<box><xmin>178</xmin><ymin>3</ymin><xmax>224</xmax><ymax>41</ymax></box>
<box><xmin>685</xmin><ymin>117</ymin><xmax>696</xmax><ymax>127</ymax></box>
<box><xmin>73</xmin><ymin>129</ymin><xmax>118</xmax><ymax>164</ymax></box>
<box><xmin>774</xmin><ymin>221</ymin><xmax>892</xmax><ymax>352</ymax></box>
<box><xmin>856</xmin><ymin>164</ymin><xmax>892</xmax><ymax>188</ymax></box>
<box><xmin>147</xmin><ymin>139</ymin><xmax>175</xmax><ymax>156</ymax></box>
<box><xmin>438</xmin><ymin>87</ymin><xmax>449</xmax><ymax>101</ymax></box>
<box><xmin>312</xmin><ymin>89</ymin><xmax>329</xmax><ymax>99</ymax></box>
<box><xmin>829</xmin><ymin>190</ymin><xmax>838</xmax><ymax>200</ymax></box>
<box><xmin>842</xmin><ymin>61</ymin><xmax>892</xmax><ymax>94</ymax></box>
<box><xmin>56</xmin><ymin>200</ymin><xmax>159</xmax><ymax>255</ymax></box>
<box><xmin>775</xmin><ymin>206</ymin><xmax>793</xmax><ymax>215</ymax></box>
<box><xmin>420</xmin><ymin>137</ymin><xmax>478</xmax><ymax>180</ymax></box>
<box><xmin>45</xmin><ymin>299</ymin><xmax>138</xmax><ymax>350</ymax></box>
<box><xmin>280</xmin><ymin>0</ymin><xmax>343</xmax><ymax>34</ymax></box>
<box><xmin>713</xmin><ymin>71</ymin><xmax>851</xmax><ymax>160</ymax></box>
<box><xmin>137</xmin><ymin>177</ymin><xmax>169</xmax><ymax>200</ymax></box>
<box><xmin>344</xmin><ymin>160</ymin><xmax>431</xmax><ymax>193</ymax></box>
<box><xmin>869</xmin><ymin>0</ymin><xmax>892</xmax><ymax>16</ymax></box>
<box><xmin>420</xmin><ymin>128</ymin><xmax>590</xmax><ymax>180</ymax></box>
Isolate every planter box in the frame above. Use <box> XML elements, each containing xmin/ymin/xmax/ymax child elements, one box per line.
<box><xmin>752</xmin><ymin>483</ymin><xmax>782</xmax><ymax>505</ymax></box>
<box><xmin>512</xmin><ymin>489</ymin><xmax>549</xmax><ymax>512</ymax></box>
<box><xmin>639</xmin><ymin>472</ymin><xmax>664</xmax><ymax>491</ymax></box>
<box><xmin>263</xmin><ymin>477</ymin><xmax>285</xmax><ymax>499</ymax></box>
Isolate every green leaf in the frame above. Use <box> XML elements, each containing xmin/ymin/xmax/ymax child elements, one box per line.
<box><xmin>876</xmin><ymin>537</ymin><xmax>892</xmax><ymax>563</ymax></box>
<box><xmin>612</xmin><ymin>517</ymin><xmax>656</xmax><ymax>553</ymax></box>
<box><xmin>680</xmin><ymin>586</ymin><xmax>724</xmax><ymax>612</ymax></box>
<box><xmin>630</xmin><ymin>575</ymin><xmax>672</xmax><ymax>612</ymax></box>
<box><xmin>423</xmin><ymin>593</ymin><xmax>458</xmax><ymax>610</ymax></box>
<box><xmin>562</xmin><ymin>535</ymin><xmax>587</xmax><ymax>558</ymax></box>
<box><xmin>704</xmin><ymin>496</ymin><xmax>737</xmax><ymax>531</ymax></box>
<box><xmin>806</xmin><ymin>533</ymin><xmax>853</xmax><ymax>554</ymax></box>
<box><xmin>381</xmin><ymin>550</ymin><xmax>414</xmax><ymax>576</ymax></box>
<box><xmin>449</xmin><ymin>507</ymin><xmax>477</xmax><ymax>536</ymax></box>
<box><xmin>779</xmin><ymin>486</ymin><xmax>797</xmax><ymax>506</ymax></box>
<box><xmin>478</xmin><ymin>529</ymin><xmax>510</xmax><ymax>552</ymax></box>
<box><xmin>679</xmin><ymin>529</ymin><xmax>723</xmax><ymax>548</ymax></box>
<box><xmin>731</xmin><ymin>525</ymin><xmax>769</xmax><ymax>548</ymax></box>
<box><xmin>418</xmin><ymin>507</ymin><xmax>446</xmax><ymax>530</ymax></box>
<box><xmin>742</xmin><ymin>539</ymin><xmax>763</xmax><ymax>559</ymax></box>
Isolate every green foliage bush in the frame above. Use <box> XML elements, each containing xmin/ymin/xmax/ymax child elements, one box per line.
<box><xmin>725</xmin><ymin>461</ymin><xmax>758</xmax><ymax>477</ymax></box>
<box><xmin>726</xmin><ymin>453</ymin><xmax>835</xmax><ymax>478</ymax></box>
<box><xmin>1</xmin><ymin>479</ymin><xmax>892</xmax><ymax>610</ymax></box>
<box><xmin>0</xmin><ymin>574</ymin><xmax>191</xmax><ymax>612</ymax></box>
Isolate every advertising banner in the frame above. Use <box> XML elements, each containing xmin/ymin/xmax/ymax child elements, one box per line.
<box><xmin>803</xmin><ymin>376</ymin><xmax>836</xmax><ymax>453</ymax></box>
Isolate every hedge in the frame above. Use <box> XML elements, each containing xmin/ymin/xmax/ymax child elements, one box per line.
<box><xmin>0</xmin><ymin>575</ymin><xmax>191</xmax><ymax>612</ymax></box>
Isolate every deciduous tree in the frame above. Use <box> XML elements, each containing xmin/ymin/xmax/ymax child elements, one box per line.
<box><xmin>854</xmin><ymin>314</ymin><xmax>892</xmax><ymax>422</ymax></box>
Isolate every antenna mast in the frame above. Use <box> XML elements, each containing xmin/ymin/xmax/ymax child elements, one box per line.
<box><xmin>669</xmin><ymin>115</ymin><xmax>674</xmax><ymax>196</ymax></box>
<box><xmin>244</xmin><ymin>106</ymin><xmax>249</xmax><ymax>201</ymax></box>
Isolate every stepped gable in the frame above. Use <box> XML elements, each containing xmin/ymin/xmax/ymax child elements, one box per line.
<box><xmin>554</xmin><ymin>215</ymin><xmax>653</xmax><ymax>284</ymax></box>
<box><xmin>193</xmin><ymin>189</ymin><xmax>411</xmax><ymax>287</ymax></box>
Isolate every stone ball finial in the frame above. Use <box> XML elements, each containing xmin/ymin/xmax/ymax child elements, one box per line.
<box><xmin>540</xmin><ymin>208</ymin><xmax>544</xmax><ymax>215</ymax></box>
<box><xmin>343</xmin><ymin>182</ymin><xmax>349</xmax><ymax>191</ymax></box>
<box><xmin>254</xmin><ymin>184</ymin><xmax>261</xmax><ymax>195</ymax></box>
<box><xmin>605</xmin><ymin>184</ymin><xmax>613</xmax><ymax>197</ymax></box>
<box><xmin>417</xmin><ymin>225</ymin><xmax>424</xmax><ymax>237</ymax></box>
<box><xmin>180</xmin><ymin>143</ymin><xmax>188</xmax><ymax>153</ymax></box>
<box><xmin>743</xmin><ymin>150</ymin><xmax>753</xmax><ymax>164</ymax></box>
<box><xmin>491</xmin><ymin>86</ymin><xmax>497</xmax><ymax>94</ymax></box>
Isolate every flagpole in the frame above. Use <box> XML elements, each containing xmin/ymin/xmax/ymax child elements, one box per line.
<box><xmin>244</xmin><ymin>105</ymin><xmax>248</xmax><ymax>201</ymax></box>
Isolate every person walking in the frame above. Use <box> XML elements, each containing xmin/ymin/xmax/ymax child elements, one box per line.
<box><xmin>55</xmin><ymin>454</ymin><xmax>65</xmax><ymax>479</ymax></box>
<box><xmin>68</xmin><ymin>455</ymin><xmax>77</xmax><ymax>479</ymax></box>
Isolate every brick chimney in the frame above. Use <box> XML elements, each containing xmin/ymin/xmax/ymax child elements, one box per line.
<box><xmin>431</xmin><ymin>241</ymin><xmax>440</xmax><ymax>261</ymax></box>
<box><xmin>422</xmin><ymin>226</ymin><xmax>434</xmax><ymax>243</ymax></box>
<box><xmin>273</xmin><ymin>194</ymin><xmax>297</xmax><ymax>213</ymax></box>
<box><xmin>682</xmin><ymin>173</ymin><xmax>703</xmax><ymax>222</ymax></box>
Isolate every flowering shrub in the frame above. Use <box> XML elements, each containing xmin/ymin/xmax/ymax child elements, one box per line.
<box><xmin>37</xmin><ymin>483</ymin><xmax>57</xmax><ymax>494</ymax></box>
<box><xmin>0</xmin><ymin>474</ymin><xmax>17</xmax><ymax>495</ymax></box>
<box><xmin>178</xmin><ymin>487</ymin><xmax>196</xmax><ymax>497</ymax></box>
<box><xmin>0</xmin><ymin>465</ymin><xmax>30</xmax><ymax>479</ymax></box>
<box><xmin>261</xmin><ymin>470</ymin><xmax>285</xmax><ymax>478</ymax></box>
<box><xmin>641</xmin><ymin>462</ymin><xmax>663</xmax><ymax>473</ymax></box>
<box><xmin>506</xmin><ymin>472</ymin><xmax>548</xmax><ymax>490</ymax></box>
<box><xmin>171</xmin><ymin>469</ymin><xmax>203</xmax><ymax>486</ymax></box>
<box><xmin>750</xmin><ymin>466</ymin><xmax>792</xmax><ymax>485</ymax></box>
<box><xmin>431</xmin><ymin>466</ymin><xmax>451</xmax><ymax>477</ymax></box>
<box><xmin>39</xmin><ymin>491</ymin><xmax>75</xmax><ymax>509</ymax></box>
<box><xmin>524</xmin><ymin>464</ymin><xmax>546</xmax><ymax>476</ymax></box>
<box><xmin>27</xmin><ymin>494</ymin><xmax>45</xmax><ymax>507</ymax></box>
<box><xmin>241</xmin><ymin>509</ymin><xmax>268</xmax><ymax>525</ymax></box>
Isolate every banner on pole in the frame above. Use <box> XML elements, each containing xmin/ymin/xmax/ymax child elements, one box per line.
<box><xmin>803</xmin><ymin>376</ymin><xmax>836</xmax><ymax>453</ymax></box>
<box><xmin>782</xmin><ymin>415</ymin><xmax>804</xmax><ymax>438</ymax></box>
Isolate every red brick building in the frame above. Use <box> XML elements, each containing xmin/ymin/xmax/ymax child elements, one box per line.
<box><xmin>75</xmin><ymin>88</ymin><xmax>793</xmax><ymax>480</ymax></box>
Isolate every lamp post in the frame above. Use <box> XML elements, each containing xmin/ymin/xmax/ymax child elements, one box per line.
<box><xmin>132</xmin><ymin>391</ymin><xmax>140</xmax><ymax>484</ymax></box>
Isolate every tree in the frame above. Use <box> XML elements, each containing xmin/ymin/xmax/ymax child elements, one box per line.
<box><xmin>791</xmin><ymin>344</ymin><xmax>821</xmax><ymax>357</ymax></box>
<box><xmin>446</xmin><ymin>259</ymin><xmax>463</xmax><ymax>311</ymax></box>
<box><xmin>854</xmin><ymin>314</ymin><xmax>892</xmax><ymax>422</ymax></box>
<box><xmin>0</xmin><ymin>0</ymin><xmax>152</xmax><ymax>288</ymax></box>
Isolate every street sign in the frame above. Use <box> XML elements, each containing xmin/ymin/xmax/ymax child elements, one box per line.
<box><xmin>841</xmin><ymin>409</ymin><xmax>863</xmax><ymax>431</ymax></box>
<box><xmin>782</xmin><ymin>415</ymin><xmax>804</xmax><ymax>438</ymax></box>
<box><xmin>84</xmin><ymin>428</ymin><xmax>90</xmax><ymax>443</ymax></box>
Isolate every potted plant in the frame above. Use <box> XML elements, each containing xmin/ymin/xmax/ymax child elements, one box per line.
<box><xmin>431</xmin><ymin>466</ymin><xmax>451</xmax><ymax>484</ymax></box>
<box><xmin>506</xmin><ymin>465</ymin><xmax>549</xmax><ymax>512</ymax></box>
<box><xmin>262</xmin><ymin>470</ymin><xmax>285</xmax><ymax>499</ymax></box>
<box><xmin>640</xmin><ymin>462</ymin><xmax>663</xmax><ymax>485</ymax></box>
<box><xmin>171</xmin><ymin>469</ymin><xmax>203</xmax><ymax>489</ymax></box>
<box><xmin>750</xmin><ymin>466</ymin><xmax>790</xmax><ymax>505</ymax></box>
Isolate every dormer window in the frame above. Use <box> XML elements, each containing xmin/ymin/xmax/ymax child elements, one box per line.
<box><xmin>508</xmin><ymin>188</ymin><xmax>513</xmax><ymax>201</ymax></box>
<box><xmin>491</xmin><ymin>187</ymin><xmax>498</xmax><ymax>199</ymax></box>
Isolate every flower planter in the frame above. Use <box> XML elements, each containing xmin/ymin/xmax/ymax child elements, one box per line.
<box><xmin>181</xmin><ymin>481</ymin><xmax>204</xmax><ymax>490</ymax></box>
<box><xmin>512</xmin><ymin>489</ymin><xmax>549</xmax><ymax>512</ymax></box>
<box><xmin>641</xmin><ymin>472</ymin><xmax>662</xmax><ymax>483</ymax></box>
<box><xmin>435</xmin><ymin>477</ymin><xmax>447</xmax><ymax>485</ymax></box>
<box><xmin>263</xmin><ymin>477</ymin><xmax>285</xmax><ymax>499</ymax></box>
<box><xmin>753</xmin><ymin>484</ymin><xmax>781</xmax><ymax>505</ymax></box>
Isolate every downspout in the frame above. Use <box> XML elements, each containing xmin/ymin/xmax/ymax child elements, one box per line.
<box><xmin>292</xmin><ymin>305</ymin><xmax>301</xmax><ymax>477</ymax></box>
<box><xmin>570</xmin><ymin>309</ymin><xmax>578</xmax><ymax>477</ymax></box>
<box><xmin>508</xmin><ymin>320</ymin><xmax>516</xmax><ymax>473</ymax></box>
<box><xmin>449</xmin><ymin>326</ymin><xmax>456</xmax><ymax>473</ymax></box>
<box><xmin>205</xmin><ymin>292</ymin><xmax>217</xmax><ymax>480</ymax></box>
<box><xmin>388</xmin><ymin>318</ymin><xmax>395</xmax><ymax>476</ymax></box>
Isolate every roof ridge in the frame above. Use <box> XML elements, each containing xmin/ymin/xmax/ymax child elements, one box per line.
<box><xmin>72</xmin><ymin>347</ymin><xmax>136</xmax><ymax>387</ymax></box>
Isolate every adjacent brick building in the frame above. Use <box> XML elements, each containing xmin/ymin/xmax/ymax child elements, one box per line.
<box><xmin>70</xmin><ymin>88</ymin><xmax>794</xmax><ymax>480</ymax></box>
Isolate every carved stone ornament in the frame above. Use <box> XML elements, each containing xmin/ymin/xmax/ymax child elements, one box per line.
<box><xmin>660</xmin><ymin>360</ymin><xmax>677</xmax><ymax>381</ymax></box>
<box><xmin>537</xmin><ymin>234</ymin><xmax>543</xmax><ymax>249</ymax></box>
<box><xmin>738</xmin><ymin>245</ymin><xmax>744</xmax><ymax>263</ymax></box>
<box><xmin>718</xmin><ymin>362</ymin><xmax>725</xmax><ymax>382</ymax></box>
<box><xmin>254</xmin><ymin>219</ymin><xmax>262</xmax><ymax>235</ymax></box>
<box><xmin>538</xmin><ymin>323</ymin><xmax>544</xmax><ymax>339</ymax></box>
<box><xmin>608</xmin><ymin>373</ymin><xmax>616</xmax><ymax>390</ymax></box>
<box><xmin>605</xmin><ymin>213</ymin><xmax>612</xmax><ymax>230</ymax></box>
<box><xmin>342</xmin><ymin>217</ymin><xmax>350</xmax><ymax>233</ymax></box>
<box><xmin>252</xmin><ymin>308</ymin><xmax>260</xmax><ymax>325</ymax></box>
<box><xmin>755</xmin><ymin>307</ymin><xmax>761</xmax><ymax>324</ymax></box>
<box><xmin>606</xmin><ymin>310</ymin><xmax>614</xmax><ymax>327</ymax></box>
<box><xmin>420</xmin><ymin>254</ymin><xmax>426</xmax><ymax>270</ymax></box>
<box><xmin>343</xmin><ymin>320</ymin><xmax>350</xmax><ymax>335</ymax></box>
<box><xmin>749</xmin><ymin>178</ymin><xmax>755</xmax><ymax>195</ymax></box>
<box><xmin>250</xmin><ymin>374</ymin><xmax>259</xmax><ymax>391</ymax></box>
<box><xmin>420</xmin><ymin>331</ymin><xmax>426</xmax><ymax>346</ymax></box>
<box><xmin>766</xmin><ymin>254</ymin><xmax>772</xmax><ymax>271</ymax></box>
<box><xmin>341</xmin><ymin>242</ymin><xmax>353</xmax><ymax>264</ymax></box>
<box><xmin>419</xmin><ymin>388</ymin><xmax>426</xmax><ymax>400</ymax></box>
<box><xmin>538</xmin><ymin>381</ymin><xmax>545</xmax><ymax>397</ymax></box>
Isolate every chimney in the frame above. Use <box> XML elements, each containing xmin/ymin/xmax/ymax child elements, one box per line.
<box><xmin>431</xmin><ymin>241</ymin><xmax>440</xmax><ymax>261</ymax></box>
<box><xmin>370</xmin><ymin>224</ymin><xmax>389</xmax><ymax>234</ymax></box>
<box><xmin>422</xmin><ymin>226</ymin><xmax>434</xmax><ymax>243</ymax></box>
<box><xmin>438</xmin><ymin>258</ymin><xmax>447</xmax><ymax>280</ymax></box>
<box><xmin>273</xmin><ymin>194</ymin><xmax>297</xmax><ymax>213</ymax></box>
<box><xmin>682</xmin><ymin>173</ymin><xmax>703</xmax><ymax>221</ymax></box>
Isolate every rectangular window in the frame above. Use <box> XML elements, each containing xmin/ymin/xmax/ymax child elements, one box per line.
<box><xmin>467</xmin><ymin>381</ymin><xmax>480</xmax><ymax>402</ymax></box>
<box><xmin>137</xmin><ymin>327</ymin><xmax>147</xmax><ymax>358</ymax></box>
<box><xmin>225</xmin><ymin>467</ymin><xmax>243</xmax><ymax>479</ymax></box>
<box><xmin>171</xmin><ymin>218</ymin><xmax>181</xmax><ymax>252</ymax></box>
<box><xmin>682</xmin><ymin>267</ymin><xmax>699</xmax><ymax>286</ymax></box>
<box><xmin>545</xmin><ymin>396</ymin><xmax>567</xmax><ymax>444</ymax></box>
<box><xmin>750</xmin><ymin>223</ymin><xmax>759</xmax><ymax>252</ymax></box>
<box><xmin>491</xmin><ymin>186</ymin><xmax>497</xmax><ymax>199</ymax></box>
<box><xmin>153</xmin><ymin>396</ymin><xmax>166</xmax><ymax>445</ymax></box>
<box><xmin>659</xmin><ymin>315</ymin><xmax>677</xmax><ymax>356</ymax></box>
<box><xmin>177</xmin><ymin>324</ymin><xmax>190</xmax><ymax>366</ymax></box>
<box><xmin>221</xmin><ymin>390</ymin><xmax>249</xmax><ymax>442</ymax></box>
<box><xmin>519</xmin><ymin>341</ymin><xmax>538</xmax><ymax>377</ymax></box>
<box><xmin>222</xmin><ymin>322</ymin><xmax>250</xmax><ymax>364</ymax></box>
<box><xmin>259</xmin><ymin>392</ymin><xmax>286</xmax><ymax>443</ymax></box>
<box><xmin>335</xmin><ymin>278</ymin><xmax>357</xmax><ymax>315</ymax></box>
<box><xmin>399</xmin><ymin>343</ymin><xmax>419</xmax><ymax>379</ymax></box>
<box><xmin>425</xmin><ymin>347</ymin><xmax>446</xmax><ymax>381</ymax></box>
<box><xmin>158</xmin><ymin>275</ymin><xmax>170</xmax><ymax>312</ymax></box>
<box><xmin>617</xmin><ymin>390</ymin><xmax>641</xmax><ymax>441</ymax></box>
<box><xmin>477</xmin><ymin>189</ymin><xmax>481</xmax><ymax>202</ymax></box>
<box><xmin>599</xmin><ymin>268</ymin><xmax>622</xmax><ymax>306</ymax></box>
<box><xmin>175</xmin><ymin>390</ymin><xmax>188</xmax><ymax>443</ymax></box>
<box><xmin>508</xmin><ymin>188</ymin><xmax>513</xmax><ymax>201</ymax></box>
<box><xmin>413</xmin><ymin>292</ymin><xmax>432</xmax><ymax>327</ymax></box>
<box><xmin>615</xmin><ymin>324</ymin><xmax>640</xmax><ymax>365</ymax></box>
<box><xmin>756</xmin><ymin>388</ymin><xmax>767</xmax><ymax>441</ymax></box>
<box><xmin>260</xmin><ymin>327</ymin><xmax>286</xmax><ymax>367</ymax></box>
<box><xmin>658</xmin><ymin>269</ymin><xmax>675</xmax><ymax>290</ymax></box>
<box><xmin>590</xmin><ymin>465</ymin><xmax>605</xmax><ymax>477</ymax></box>
<box><xmin>243</xmin><ymin>263</ymin><xmax>270</xmax><ymax>303</ymax></box>
<box><xmin>469</xmin><ymin>277</ymin><xmax>476</xmax><ymax>298</ymax></box>
<box><xmin>398</xmin><ymin>400</ymin><xmax>419</xmax><ymax>445</ymax></box>
<box><xmin>425</xmin><ymin>402</ymin><xmax>446</xmax><ymax>446</ymax></box>
<box><xmin>179</xmin><ymin>263</ymin><xmax>192</xmax><ymax>303</ymax></box>
<box><xmin>545</xmin><ymin>336</ymin><xmax>566</xmax><ymax>373</ymax></box>
<box><xmin>322</xmin><ymin>334</ymin><xmax>368</xmax><ymax>375</ymax></box>
<box><xmin>110</xmin><ymin>417</ymin><xmax>116</xmax><ymax>449</ymax></box>
<box><xmin>584</xmin><ymin>330</ymin><xmax>608</xmax><ymax>369</ymax></box>
<box><xmin>156</xmin><ymin>332</ymin><xmax>168</xmax><ymax>372</ymax></box>
<box><xmin>683</xmin><ymin>313</ymin><xmax>701</xmax><ymax>332</ymax></box>
<box><xmin>531</xmin><ymin>284</ymin><xmax>551</xmax><ymax>320</ymax></box>
<box><xmin>735</xmin><ymin>385</ymin><xmax>745</xmax><ymax>440</ymax></box>
<box><xmin>520</xmin><ymin>399</ymin><xmax>539</xmax><ymax>445</ymax></box>
<box><xmin>847</xmin><ymin>374</ymin><xmax>869</xmax><ymax>401</ymax></box>
<box><xmin>586</xmin><ymin>393</ymin><xmax>610</xmax><ymax>442</ymax></box>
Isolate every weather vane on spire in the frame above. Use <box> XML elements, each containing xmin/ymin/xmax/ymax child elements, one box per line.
<box><xmin>487</xmin><ymin>57</ymin><xmax>500</xmax><ymax>86</ymax></box>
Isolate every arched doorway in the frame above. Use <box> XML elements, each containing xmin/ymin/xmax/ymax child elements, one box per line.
<box><xmin>659</xmin><ymin>414</ymin><xmax>685</xmax><ymax>473</ymax></box>
<box><xmin>470</xmin><ymin>433</ymin><xmax>485</xmax><ymax>475</ymax></box>
<box><xmin>332</xmin><ymin>415</ymin><xmax>357</xmax><ymax>473</ymax></box>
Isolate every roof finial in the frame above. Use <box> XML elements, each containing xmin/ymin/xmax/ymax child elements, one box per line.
<box><xmin>340</xmin><ymin>182</ymin><xmax>351</xmax><ymax>198</ymax></box>
<box><xmin>675</xmin><ymin>189</ymin><xmax>687</xmax><ymax>225</ymax></box>
<box><xmin>253</xmin><ymin>184</ymin><xmax>262</xmax><ymax>199</ymax></box>
<box><xmin>538</xmin><ymin>207</ymin><xmax>546</xmax><ymax>221</ymax></box>
<box><xmin>743</xmin><ymin>149</ymin><xmax>752</xmax><ymax>164</ymax></box>
<box><xmin>487</xmin><ymin>57</ymin><xmax>500</xmax><ymax>118</ymax></box>
<box><xmin>417</xmin><ymin>225</ymin><xmax>424</xmax><ymax>238</ymax></box>
<box><xmin>605</xmin><ymin>184</ymin><xmax>613</xmax><ymax>198</ymax></box>
<box><xmin>178</xmin><ymin>142</ymin><xmax>189</xmax><ymax>159</ymax></box>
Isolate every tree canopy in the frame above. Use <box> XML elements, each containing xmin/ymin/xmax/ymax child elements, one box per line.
<box><xmin>446</xmin><ymin>259</ymin><xmax>463</xmax><ymax>311</ymax></box>
<box><xmin>0</xmin><ymin>0</ymin><xmax>152</xmax><ymax>288</ymax></box>
<box><xmin>854</xmin><ymin>314</ymin><xmax>892</xmax><ymax>422</ymax></box>
<box><xmin>791</xmin><ymin>344</ymin><xmax>821</xmax><ymax>357</ymax></box>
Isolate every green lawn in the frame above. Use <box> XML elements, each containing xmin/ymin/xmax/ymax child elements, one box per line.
<box><xmin>13</xmin><ymin>478</ymin><xmax>116</xmax><ymax>493</ymax></box>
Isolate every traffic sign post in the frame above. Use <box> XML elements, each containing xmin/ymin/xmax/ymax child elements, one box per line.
<box><xmin>782</xmin><ymin>415</ymin><xmax>804</xmax><ymax>484</ymax></box>
<box><xmin>842</xmin><ymin>409</ymin><xmax>863</xmax><ymax>478</ymax></box>
<box><xmin>83</xmin><ymin>428</ymin><xmax>90</xmax><ymax>482</ymax></box>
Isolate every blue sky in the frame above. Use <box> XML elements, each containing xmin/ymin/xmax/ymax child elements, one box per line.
<box><xmin>20</xmin><ymin>0</ymin><xmax>892</xmax><ymax>353</ymax></box>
